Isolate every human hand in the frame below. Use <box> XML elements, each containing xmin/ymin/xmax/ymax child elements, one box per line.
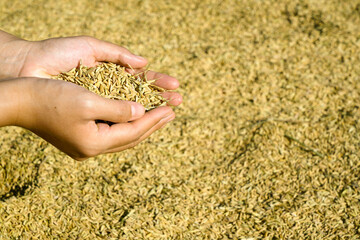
<box><xmin>22</xmin><ymin>35</ymin><xmax>182</xmax><ymax>106</ymax></box>
<box><xmin>0</xmin><ymin>32</ymin><xmax>182</xmax><ymax>106</ymax></box>
<box><xmin>20</xmin><ymin>35</ymin><xmax>148</xmax><ymax>78</ymax></box>
<box><xmin>0</xmin><ymin>32</ymin><xmax>182</xmax><ymax>159</ymax></box>
<box><xmin>8</xmin><ymin>77</ymin><xmax>175</xmax><ymax>160</ymax></box>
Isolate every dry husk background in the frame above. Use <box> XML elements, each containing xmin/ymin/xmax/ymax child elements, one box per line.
<box><xmin>1</xmin><ymin>0</ymin><xmax>360</xmax><ymax>239</ymax></box>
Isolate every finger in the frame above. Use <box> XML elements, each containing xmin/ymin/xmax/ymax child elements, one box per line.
<box><xmin>102</xmin><ymin>106</ymin><xmax>173</xmax><ymax>149</ymax></box>
<box><xmin>104</xmin><ymin>112</ymin><xmax>175</xmax><ymax>153</ymax></box>
<box><xmin>91</xmin><ymin>95</ymin><xmax>145</xmax><ymax>122</ymax></box>
<box><xmin>126</xmin><ymin>69</ymin><xmax>179</xmax><ymax>90</ymax></box>
<box><xmin>161</xmin><ymin>92</ymin><xmax>183</xmax><ymax>106</ymax></box>
<box><xmin>87</xmin><ymin>37</ymin><xmax>148</xmax><ymax>68</ymax></box>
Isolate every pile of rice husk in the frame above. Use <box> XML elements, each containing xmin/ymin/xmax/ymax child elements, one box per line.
<box><xmin>1</xmin><ymin>0</ymin><xmax>360</xmax><ymax>239</ymax></box>
<box><xmin>54</xmin><ymin>62</ymin><xmax>167</xmax><ymax>111</ymax></box>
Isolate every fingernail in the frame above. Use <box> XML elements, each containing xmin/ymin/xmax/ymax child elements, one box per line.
<box><xmin>130</xmin><ymin>103</ymin><xmax>145</xmax><ymax>120</ymax></box>
<box><xmin>135</xmin><ymin>55</ymin><xmax>147</xmax><ymax>62</ymax></box>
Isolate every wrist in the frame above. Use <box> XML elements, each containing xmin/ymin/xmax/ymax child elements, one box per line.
<box><xmin>0</xmin><ymin>38</ymin><xmax>33</xmax><ymax>79</ymax></box>
<box><xmin>0</xmin><ymin>78</ymin><xmax>33</xmax><ymax>127</ymax></box>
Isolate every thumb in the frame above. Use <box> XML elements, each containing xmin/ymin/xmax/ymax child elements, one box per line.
<box><xmin>87</xmin><ymin>37</ymin><xmax>148</xmax><ymax>68</ymax></box>
<box><xmin>91</xmin><ymin>96</ymin><xmax>145</xmax><ymax>123</ymax></box>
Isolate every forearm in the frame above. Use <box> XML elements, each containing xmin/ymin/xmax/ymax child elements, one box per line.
<box><xmin>0</xmin><ymin>30</ymin><xmax>32</xmax><ymax>79</ymax></box>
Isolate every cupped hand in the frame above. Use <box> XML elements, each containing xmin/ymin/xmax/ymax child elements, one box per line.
<box><xmin>17</xmin><ymin>78</ymin><xmax>176</xmax><ymax>160</ymax></box>
<box><xmin>20</xmin><ymin>36</ymin><xmax>182</xmax><ymax>106</ymax></box>
<box><xmin>20</xmin><ymin>36</ymin><xmax>147</xmax><ymax>78</ymax></box>
<box><xmin>0</xmin><ymin>33</ymin><xmax>182</xmax><ymax>159</ymax></box>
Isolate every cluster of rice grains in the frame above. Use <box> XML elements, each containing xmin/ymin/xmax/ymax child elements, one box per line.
<box><xmin>2</xmin><ymin>0</ymin><xmax>360</xmax><ymax>239</ymax></box>
<box><xmin>54</xmin><ymin>62</ymin><xmax>167</xmax><ymax>111</ymax></box>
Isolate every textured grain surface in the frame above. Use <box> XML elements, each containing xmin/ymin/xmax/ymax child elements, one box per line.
<box><xmin>54</xmin><ymin>62</ymin><xmax>166</xmax><ymax>111</ymax></box>
<box><xmin>1</xmin><ymin>0</ymin><xmax>360</xmax><ymax>239</ymax></box>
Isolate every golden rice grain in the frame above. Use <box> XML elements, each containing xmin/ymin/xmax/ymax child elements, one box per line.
<box><xmin>2</xmin><ymin>0</ymin><xmax>360</xmax><ymax>239</ymax></box>
<box><xmin>53</xmin><ymin>62</ymin><xmax>167</xmax><ymax>111</ymax></box>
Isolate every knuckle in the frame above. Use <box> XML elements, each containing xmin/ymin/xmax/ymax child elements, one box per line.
<box><xmin>118</xmin><ymin>103</ymin><xmax>132</xmax><ymax>121</ymax></box>
<box><xmin>81</xmin><ymin>98</ymin><xmax>95</xmax><ymax>110</ymax></box>
<box><xmin>109</xmin><ymin>101</ymin><xmax>132</xmax><ymax>122</ymax></box>
<box><xmin>77</xmin><ymin>94</ymin><xmax>96</xmax><ymax>114</ymax></box>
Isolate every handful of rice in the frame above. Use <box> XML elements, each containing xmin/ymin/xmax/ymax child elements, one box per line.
<box><xmin>53</xmin><ymin>62</ymin><xmax>167</xmax><ymax>111</ymax></box>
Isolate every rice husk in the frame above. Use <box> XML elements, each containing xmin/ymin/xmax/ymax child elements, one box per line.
<box><xmin>53</xmin><ymin>62</ymin><xmax>167</xmax><ymax>111</ymax></box>
<box><xmin>1</xmin><ymin>0</ymin><xmax>360</xmax><ymax>239</ymax></box>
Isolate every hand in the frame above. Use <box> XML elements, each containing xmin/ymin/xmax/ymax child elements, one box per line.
<box><xmin>0</xmin><ymin>32</ymin><xmax>182</xmax><ymax>106</ymax></box>
<box><xmin>8</xmin><ymin>78</ymin><xmax>176</xmax><ymax>160</ymax></box>
<box><xmin>0</xmin><ymin>31</ymin><xmax>182</xmax><ymax>159</ymax></box>
<box><xmin>20</xmin><ymin>35</ymin><xmax>148</xmax><ymax>78</ymax></box>
<box><xmin>21</xmin><ymin>35</ymin><xmax>182</xmax><ymax>106</ymax></box>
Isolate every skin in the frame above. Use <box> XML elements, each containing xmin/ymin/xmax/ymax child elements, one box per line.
<box><xmin>0</xmin><ymin>30</ymin><xmax>182</xmax><ymax>160</ymax></box>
